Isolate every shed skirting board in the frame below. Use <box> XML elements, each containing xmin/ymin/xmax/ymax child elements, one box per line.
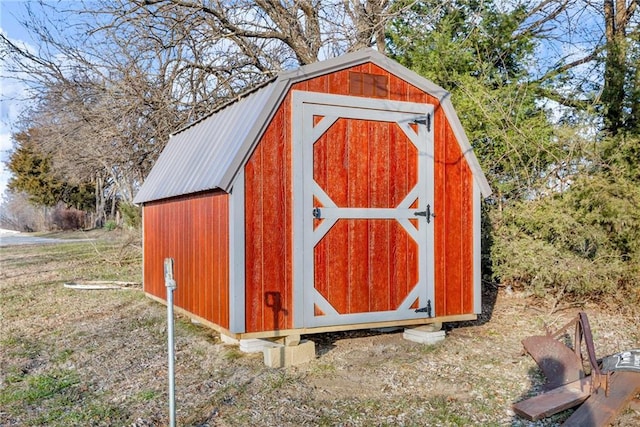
<box><xmin>225</xmin><ymin>314</ymin><xmax>477</xmax><ymax>340</ymax></box>
<box><xmin>146</xmin><ymin>289</ymin><xmax>476</xmax><ymax>340</ymax></box>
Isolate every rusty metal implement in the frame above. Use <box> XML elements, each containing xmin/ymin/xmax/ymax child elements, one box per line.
<box><xmin>522</xmin><ymin>335</ymin><xmax>585</xmax><ymax>390</ymax></box>
<box><xmin>516</xmin><ymin>312</ymin><xmax>638</xmax><ymax>424</ymax></box>
<box><xmin>575</xmin><ymin>312</ymin><xmax>610</xmax><ymax>396</ymax></box>
<box><xmin>522</xmin><ymin>312</ymin><xmax>610</xmax><ymax>395</ymax></box>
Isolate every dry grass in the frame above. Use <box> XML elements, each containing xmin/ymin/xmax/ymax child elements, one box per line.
<box><xmin>1</xmin><ymin>231</ymin><xmax>638</xmax><ymax>426</ymax></box>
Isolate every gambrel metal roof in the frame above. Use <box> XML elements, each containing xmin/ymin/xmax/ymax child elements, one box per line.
<box><xmin>134</xmin><ymin>49</ymin><xmax>491</xmax><ymax>204</ymax></box>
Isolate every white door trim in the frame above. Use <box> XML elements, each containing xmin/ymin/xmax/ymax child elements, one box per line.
<box><xmin>292</xmin><ymin>91</ymin><xmax>435</xmax><ymax>328</ymax></box>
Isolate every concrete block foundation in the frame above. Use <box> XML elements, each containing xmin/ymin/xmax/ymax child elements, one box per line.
<box><xmin>263</xmin><ymin>340</ymin><xmax>316</xmax><ymax>368</ymax></box>
<box><xmin>403</xmin><ymin>328</ymin><xmax>446</xmax><ymax>345</ymax></box>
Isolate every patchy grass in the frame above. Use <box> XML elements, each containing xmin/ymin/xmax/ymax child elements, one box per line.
<box><xmin>0</xmin><ymin>369</ymin><xmax>80</xmax><ymax>406</ymax></box>
<box><xmin>1</xmin><ymin>232</ymin><xmax>638</xmax><ymax>426</ymax></box>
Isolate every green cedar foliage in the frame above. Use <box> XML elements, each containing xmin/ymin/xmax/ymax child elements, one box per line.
<box><xmin>387</xmin><ymin>0</ymin><xmax>640</xmax><ymax>302</ymax></box>
<box><xmin>601</xmin><ymin>7</ymin><xmax>640</xmax><ymax>136</ymax></box>
<box><xmin>490</xmin><ymin>130</ymin><xmax>640</xmax><ymax>301</ymax></box>
<box><xmin>492</xmin><ymin>144</ymin><xmax>640</xmax><ymax>299</ymax></box>
<box><xmin>7</xmin><ymin>136</ymin><xmax>62</xmax><ymax>207</ymax></box>
<box><xmin>7</xmin><ymin>130</ymin><xmax>95</xmax><ymax>211</ymax></box>
<box><xmin>119</xmin><ymin>203</ymin><xmax>141</xmax><ymax>229</ymax></box>
<box><xmin>387</xmin><ymin>0</ymin><xmax>557</xmax><ymax>203</ymax></box>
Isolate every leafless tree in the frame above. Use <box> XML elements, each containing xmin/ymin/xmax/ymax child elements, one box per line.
<box><xmin>526</xmin><ymin>0</ymin><xmax>638</xmax><ymax>119</ymax></box>
<box><xmin>0</xmin><ymin>192</ymin><xmax>46</xmax><ymax>232</ymax></box>
<box><xmin>1</xmin><ymin>0</ymin><xmax>420</xmax><ymax>215</ymax></box>
<box><xmin>90</xmin><ymin>0</ymin><xmax>412</xmax><ymax>101</ymax></box>
<box><xmin>5</xmin><ymin>0</ymin><xmax>629</xmax><ymax>220</ymax></box>
<box><xmin>1</xmin><ymin>1</ymin><xmax>195</xmax><ymax>221</ymax></box>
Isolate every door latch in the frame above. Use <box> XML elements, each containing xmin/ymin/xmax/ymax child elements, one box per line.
<box><xmin>414</xmin><ymin>204</ymin><xmax>436</xmax><ymax>223</ymax></box>
<box><xmin>312</xmin><ymin>207</ymin><xmax>322</xmax><ymax>219</ymax></box>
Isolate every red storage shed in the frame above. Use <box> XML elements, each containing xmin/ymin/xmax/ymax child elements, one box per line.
<box><xmin>134</xmin><ymin>49</ymin><xmax>491</xmax><ymax>340</ymax></box>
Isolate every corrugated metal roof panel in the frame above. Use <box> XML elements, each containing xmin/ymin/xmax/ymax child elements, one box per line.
<box><xmin>133</xmin><ymin>83</ymin><xmax>278</xmax><ymax>203</ymax></box>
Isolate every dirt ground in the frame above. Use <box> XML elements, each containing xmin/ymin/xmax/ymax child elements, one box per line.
<box><xmin>1</xmin><ymin>232</ymin><xmax>638</xmax><ymax>426</ymax></box>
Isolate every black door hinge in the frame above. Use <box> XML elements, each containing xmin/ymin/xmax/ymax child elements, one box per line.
<box><xmin>415</xmin><ymin>299</ymin><xmax>432</xmax><ymax>317</ymax></box>
<box><xmin>412</xmin><ymin>114</ymin><xmax>431</xmax><ymax>132</ymax></box>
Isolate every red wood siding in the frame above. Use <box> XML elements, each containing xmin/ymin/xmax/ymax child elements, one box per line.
<box><xmin>312</xmin><ymin>119</ymin><xmax>419</xmax><ymax>314</ymax></box>
<box><xmin>244</xmin><ymin>99</ymin><xmax>293</xmax><ymax>333</ymax></box>
<box><xmin>434</xmin><ymin>117</ymin><xmax>475</xmax><ymax>316</ymax></box>
<box><xmin>243</xmin><ymin>62</ymin><xmax>476</xmax><ymax>333</ymax></box>
<box><xmin>143</xmin><ymin>191</ymin><xmax>230</xmax><ymax>329</ymax></box>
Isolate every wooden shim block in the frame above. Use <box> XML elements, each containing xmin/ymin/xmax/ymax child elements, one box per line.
<box><xmin>284</xmin><ymin>334</ymin><xmax>301</xmax><ymax>347</ymax></box>
<box><xmin>563</xmin><ymin>371</ymin><xmax>640</xmax><ymax>427</ymax></box>
<box><xmin>513</xmin><ymin>377</ymin><xmax>592</xmax><ymax>421</ymax></box>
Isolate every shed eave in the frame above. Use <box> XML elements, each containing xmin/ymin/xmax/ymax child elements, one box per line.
<box><xmin>218</xmin><ymin>78</ymin><xmax>292</xmax><ymax>193</ymax></box>
<box><xmin>133</xmin><ymin>186</ymin><xmax>225</xmax><ymax>205</ymax></box>
<box><xmin>170</xmin><ymin>78</ymin><xmax>278</xmax><ymax>138</ymax></box>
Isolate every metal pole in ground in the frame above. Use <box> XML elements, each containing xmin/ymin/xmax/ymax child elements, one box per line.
<box><xmin>164</xmin><ymin>258</ymin><xmax>177</xmax><ymax>427</ymax></box>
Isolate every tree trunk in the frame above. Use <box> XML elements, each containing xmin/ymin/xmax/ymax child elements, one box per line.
<box><xmin>602</xmin><ymin>0</ymin><xmax>637</xmax><ymax>135</ymax></box>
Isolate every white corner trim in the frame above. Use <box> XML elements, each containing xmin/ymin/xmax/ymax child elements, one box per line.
<box><xmin>229</xmin><ymin>170</ymin><xmax>246</xmax><ymax>333</ymax></box>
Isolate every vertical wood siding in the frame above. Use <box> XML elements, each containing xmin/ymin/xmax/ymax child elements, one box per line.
<box><xmin>244</xmin><ymin>99</ymin><xmax>293</xmax><ymax>332</ymax></box>
<box><xmin>143</xmin><ymin>191</ymin><xmax>230</xmax><ymax>329</ymax></box>
<box><xmin>434</xmin><ymin>116</ymin><xmax>475</xmax><ymax>316</ymax></box>
<box><xmin>242</xmin><ymin>62</ymin><xmax>476</xmax><ymax>333</ymax></box>
<box><xmin>312</xmin><ymin>119</ymin><xmax>419</xmax><ymax>314</ymax></box>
